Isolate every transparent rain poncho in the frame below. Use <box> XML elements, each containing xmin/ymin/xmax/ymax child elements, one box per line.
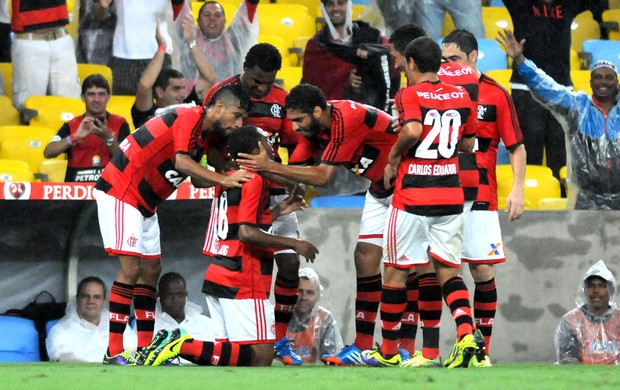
<box><xmin>517</xmin><ymin>59</ymin><xmax>620</xmax><ymax>209</ymax></box>
<box><xmin>554</xmin><ymin>260</ymin><xmax>620</xmax><ymax>364</ymax></box>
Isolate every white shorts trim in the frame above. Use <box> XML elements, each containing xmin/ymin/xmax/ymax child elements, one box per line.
<box><xmin>359</xmin><ymin>191</ymin><xmax>392</xmax><ymax>247</ymax></box>
<box><xmin>382</xmin><ymin>206</ymin><xmax>464</xmax><ymax>268</ymax></box>
<box><xmin>205</xmin><ymin>295</ymin><xmax>275</xmax><ymax>344</ymax></box>
<box><xmin>93</xmin><ymin>189</ymin><xmax>161</xmax><ymax>258</ymax></box>
<box><xmin>462</xmin><ymin>210</ymin><xmax>506</xmax><ymax>264</ymax></box>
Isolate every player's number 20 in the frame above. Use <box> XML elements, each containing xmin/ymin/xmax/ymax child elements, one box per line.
<box><xmin>416</xmin><ymin>109</ymin><xmax>461</xmax><ymax>159</ymax></box>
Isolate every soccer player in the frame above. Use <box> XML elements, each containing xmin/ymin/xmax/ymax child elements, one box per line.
<box><xmin>138</xmin><ymin>125</ymin><xmax>318</xmax><ymax>367</ymax></box>
<box><xmin>203</xmin><ymin>43</ymin><xmax>304</xmax><ymax>364</ymax></box>
<box><xmin>441</xmin><ymin>29</ymin><xmax>526</xmax><ymax>366</ymax></box>
<box><xmin>235</xmin><ymin>83</ymin><xmax>397</xmax><ymax>365</ymax></box>
<box><xmin>93</xmin><ymin>84</ymin><xmax>254</xmax><ymax>365</ymax></box>
<box><xmin>388</xmin><ymin>23</ymin><xmax>480</xmax><ymax>367</ymax></box>
<box><xmin>360</xmin><ymin>36</ymin><xmax>477</xmax><ymax>368</ymax></box>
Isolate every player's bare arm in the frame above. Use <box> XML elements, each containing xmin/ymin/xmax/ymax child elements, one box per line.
<box><xmin>271</xmin><ymin>190</ymin><xmax>307</xmax><ymax>220</ymax></box>
<box><xmin>175</xmin><ymin>153</ymin><xmax>253</xmax><ymax>188</ymax></box>
<box><xmin>505</xmin><ymin>144</ymin><xmax>526</xmax><ymax>221</ymax></box>
<box><xmin>238</xmin><ymin>225</ymin><xmax>319</xmax><ymax>262</ymax></box>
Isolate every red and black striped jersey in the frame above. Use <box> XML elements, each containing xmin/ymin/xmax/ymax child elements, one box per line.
<box><xmin>392</xmin><ymin>80</ymin><xmax>476</xmax><ymax>216</ymax></box>
<box><xmin>11</xmin><ymin>0</ymin><xmax>69</xmax><ymax>32</ymax></box>
<box><xmin>437</xmin><ymin>60</ymin><xmax>480</xmax><ymax>202</ymax></box>
<box><xmin>204</xmin><ymin>75</ymin><xmax>298</xmax><ymax>162</ymax></box>
<box><xmin>201</xmin><ymin>171</ymin><xmax>275</xmax><ymax>300</ymax></box>
<box><xmin>95</xmin><ymin>105</ymin><xmax>206</xmax><ymax>217</ymax></box>
<box><xmin>473</xmin><ymin>73</ymin><xmax>523</xmax><ymax>211</ymax></box>
<box><xmin>289</xmin><ymin>100</ymin><xmax>396</xmax><ymax>197</ymax></box>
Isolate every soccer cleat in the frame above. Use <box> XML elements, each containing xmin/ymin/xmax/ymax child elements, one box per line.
<box><xmin>469</xmin><ymin>329</ymin><xmax>492</xmax><ymax>367</ymax></box>
<box><xmin>398</xmin><ymin>346</ymin><xmax>411</xmax><ymax>362</ymax></box>
<box><xmin>361</xmin><ymin>348</ymin><xmax>402</xmax><ymax>367</ymax></box>
<box><xmin>140</xmin><ymin>328</ymin><xmax>190</xmax><ymax>366</ymax></box>
<box><xmin>443</xmin><ymin>334</ymin><xmax>477</xmax><ymax>368</ymax></box>
<box><xmin>103</xmin><ymin>350</ymin><xmax>136</xmax><ymax>365</ymax></box>
<box><xmin>321</xmin><ymin>344</ymin><xmax>365</xmax><ymax>366</ymax></box>
<box><xmin>274</xmin><ymin>336</ymin><xmax>302</xmax><ymax>365</ymax></box>
<box><xmin>401</xmin><ymin>351</ymin><xmax>442</xmax><ymax>368</ymax></box>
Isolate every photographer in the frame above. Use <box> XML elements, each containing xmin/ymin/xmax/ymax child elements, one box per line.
<box><xmin>43</xmin><ymin>74</ymin><xmax>130</xmax><ymax>182</ymax></box>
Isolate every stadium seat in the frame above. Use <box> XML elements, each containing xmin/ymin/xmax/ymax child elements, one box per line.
<box><xmin>0</xmin><ymin>166</ymin><xmax>36</xmax><ymax>182</ymax></box>
<box><xmin>481</xmin><ymin>6</ymin><xmax>513</xmax><ymax>40</ymax></box>
<box><xmin>258</xmin><ymin>3</ymin><xmax>310</xmax><ymax>18</ymax></box>
<box><xmin>497</xmin><ymin>164</ymin><xmax>560</xmax><ymax>209</ymax></box>
<box><xmin>276</xmin><ymin>66</ymin><xmax>303</xmax><ymax>92</ymax></box>
<box><xmin>258</xmin><ymin>34</ymin><xmax>296</xmax><ymax>67</ymax></box>
<box><xmin>38</xmin><ymin>160</ymin><xmax>68</xmax><ymax>182</ymax></box>
<box><xmin>0</xmin><ymin>96</ymin><xmax>19</xmax><ymax>126</ymax></box>
<box><xmin>0</xmin><ymin>159</ymin><xmax>30</xmax><ymax>171</ymax></box>
<box><xmin>0</xmin><ymin>125</ymin><xmax>64</xmax><ymax>178</ymax></box>
<box><xmin>570</xmin><ymin>48</ymin><xmax>583</xmax><ymax>71</ymax></box>
<box><xmin>538</xmin><ymin>197</ymin><xmax>567</xmax><ymax>210</ymax></box>
<box><xmin>602</xmin><ymin>8</ymin><xmax>620</xmax><ymax>41</ymax></box>
<box><xmin>0</xmin><ymin>316</ymin><xmax>41</xmax><ymax>362</ymax></box>
<box><xmin>259</xmin><ymin>12</ymin><xmax>316</xmax><ymax>55</ymax></box>
<box><xmin>77</xmin><ymin>63</ymin><xmax>113</xmax><ymax>88</ymax></box>
<box><xmin>581</xmin><ymin>40</ymin><xmax>620</xmax><ymax>71</ymax></box>
<box><xmin>291</xmin><ymin>35</ymin><xmax>314</xmax><ymax>65</ymax></box>
<box><xmin>489</xmin><ymin>0</ymin><xmax>505</xmax><ymax>7</ymax></box>
<box><xmin>279</xmin><ymin>0</ymin><xmax>322</xmax><ymax>19</ymax></box>
<box><xmin>497</xmin><ymin>141</ymin><xmax>510</xmax><ymax>165</ymax></box>
<box><xmin>0</xmin><ymin>62</ymin><xmax>12</xmax><ymax>99</ymax></box>
<box><xmin>106</xmin><ymin>95</ymin><xmax>136</xmax><ymax>132</ymax></box>
<box><xmin>309</xmin><ymin>195</ymin><xmax>366</xmax><ymax>208</ymax></box>
<box><xmin>485</xmin><ymin>69</ymin><xmax>512</xmax><ymax>92</ymax></box>
<box><xmin>24</xmin><ymin>96</ymin><xmax>84</xmax><ymax>130</ymax></box>
<box><xmin>441</xmin><ymin>13</ymin><xmax>456</xmax><ymax>38</ymax></box>
<box><xmin>571</xmin><ymin>70</ymin><xmax>592</xmax><ymax>95</ymax></box>
<box><xmin>477</xmin><ymin>38</ymin><xmax>508</xmax><ymax>73</ymax></box>
<box><xmin>571</xmin><ymin>11</ymin><xmax>601</xmax><ymax>54</ymax></box>
<box><xmin>45</xmin><ymin>319</ymin><xmax>60</xmax><ymax>335</ymax></box>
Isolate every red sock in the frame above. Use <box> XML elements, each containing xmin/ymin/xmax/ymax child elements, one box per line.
<box><xmin>273</xmin><ymin>274</ymin><xmax>299</xmax><ymax>340</ymax></box>
<box><xmin>442</xmin><ymin>276</ymin><xmax>474</xmax><ymax>340</ymax></box>
<box><xmin>354</xmin><ymin>273</ymin><xmax>382</xmax><ymax>350</ymax></box>
<box><xmin>474</xmin><ymin>278</ymin><xmax>497</xmax><ymax>354</ymax></box>
<box><xmin>108</xmin><ymin>281</ymin><xmax>134</xmax><ymax>356</ymax></box>
<box><xmin>379</xmin><ymin>284</ymin><xmax>407</xmax><ymax>357</ymax></box>
<box><xmin>134</xmin><ymin>284</ymin><xmax>157</xmax><ymax>348</ymax></box>
<box><xmin>419</xmin><ymin>273</ymin><xmax>442</xmax><ymax>359</ymax></box>
<box><xmin>398</xmin><ymin>272</ymin><xmax>418</xmax><ymax>354</ymax></box>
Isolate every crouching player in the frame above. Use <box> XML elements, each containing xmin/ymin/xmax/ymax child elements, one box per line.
<box><xmin>138</xmin><ymin>126</ymin><xmax>318</xmax><ymax>366</ymax></box>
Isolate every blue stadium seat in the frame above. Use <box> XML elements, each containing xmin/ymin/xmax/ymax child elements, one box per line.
<box><xmin>477</xmin><ymin>39</ymin><xmax>508</xmax><ymax>73</ymax></box>
<box><xmin>497</xmin><ymin>141</ymin><xmax>510</xmax><ymax>165</ymax></box>
<box><xmin>309</xmin><ymin>195</ymin><xmax>365</xmax><ymax>208</ymax></box>
<box><xmin>581</xmin><ymin>40</ymin><xmax>620</xmax><ymax>71</ymax></box>
<box><xmin>46</xmin><ymin>319</ymin><xmax>59</xmax><ymax>335</ymax></box>
<box><xmin>0</xmin><ymin>316</ymin><xmax>41</xmax><ymax>362</ymax></box>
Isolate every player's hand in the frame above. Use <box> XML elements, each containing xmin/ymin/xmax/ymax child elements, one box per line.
<box><xmin>504</xmin><ymin>190</ymin><xmax>525</xmax><ymax>221</ymax></box>
<box><xmin>497</xmin><ymin>29</ymin><xmax>526</xmax><ymax>65</ymax></box>
<box><xmin>236</xmin><ymin>141</ymin><xmax>271</xmax><ymax>172</ymax></box>
<box><xmin>383</xmin><ymin>160</ymin><xmax>399</xmax><ymax>189</ymax></box>
<box><xmin>221</xmin><ymin>169</ymin><xmax>254</xmax><ymax>188</ymax></box>
<box><xmin>293</xmin><ymin>240</ymin><xmax>319</xmax><ymax>262</ymax></box>
<box><xmin>277</xmin><ymin>193</ymin><xmax>307</xmax><ymax>217</ymax></box>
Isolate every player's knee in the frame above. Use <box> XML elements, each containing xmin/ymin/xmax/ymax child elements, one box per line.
<box><xmin>354</xmin><ymin>243</ymin><xmax>382</xmax><ymax>276</ymax></box>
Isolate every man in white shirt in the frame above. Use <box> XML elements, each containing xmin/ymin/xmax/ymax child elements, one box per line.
<box><xmin>46</xmin><ymin>276</ymin><xmax>137</xmax><ymax>363</ymax></box>
<box><xmin>154</xmin><ymin>272</ymin><xmax>214</xmax><ymax>364</ymax></box>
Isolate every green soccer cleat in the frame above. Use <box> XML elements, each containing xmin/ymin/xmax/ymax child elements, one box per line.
<box><xmin>360</xmin><ymin>348</ymin><xmax>402</xmax><ymax>367</ymax></box>
<box><xmin>443</xmin><ymin>334</ymin><xmax>477</xmax><ymax>368</ymax></box>
<box><xmin>469</xmin><ymin>352</ymin><xmax>493</xmax><ymax>368</ymax></box>
<box><xmin>401</xmin><ymin>351</ymin><xmax>442</xmax><ymax>368</ymax></box>
<box><xmin>139</xmin><ymin>328</ymin><xmax>190</xmax><ymax>366</ymax></box>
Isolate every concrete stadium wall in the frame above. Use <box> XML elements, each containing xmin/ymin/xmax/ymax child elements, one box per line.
<box><xmin>1</xmin><ymin>200</ymin><xmax>619</xmax><ymax>363</ymax></box>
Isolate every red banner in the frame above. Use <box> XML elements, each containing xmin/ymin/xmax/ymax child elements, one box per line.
<box><xmin>0</xmin><ymin>182</ymin><xmax>215</xmax><ymax>201</ymax></box>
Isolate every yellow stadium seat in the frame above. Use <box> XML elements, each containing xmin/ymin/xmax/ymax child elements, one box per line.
<box><xmin>259</xmin><ymin>12</ymin><xmax>316</xmax><ymax>54</ymax></box>
<box><xmin>279</xmin><ymin>0</ymin><xmax>321</xmax><ymax>19</ymax></box>
<box><xmin>481</xmin><ymin>6</ymin><xmax>513</xmax><ymax>40</ymax></box>
<box><xmin>442</xmin><ymin>13</ymin><xmax>456</xmax><ymax>38</ymax></box>
<box><xmin>24</xmin><ymin>96</ymin><xmax>84</xmax><ymax>131</ymax></box>
<box><xmin>258</xmin><ymin>3</ymin><xmax>310</xmax><ymax>17</ymax></box>
<box><xmin>77</xmin><ymin>63</ymin><xmax>113</xmax><ymax>89</ymax></box>
<box><xmin>276</xmin><ymin>66</ymin><xmax>303</xmax><ymax>92</ymax></box>
<box><xmin>38</xmin><ymin>159</ymin><xmax>68</xmax><ymax>182</ymax></box>
<box><xmin>0</xmin><ymin>96</ymin><xmax>19</xmax><ymax>126</ymax></box>
<box><xmin>485</xmin><ymin>69</ymin><xmax>512</xmax><ymax>92</ymax></box>
<box><xmin>538</xmin><ymin>197</ymin><xmax>567</xmax><ymax>210</ymax></box>
<box><xmin>602</xmin><ymin>9</ymin><xmax>620</xmax><ymax>41</ymax></box>
<box><xmin>571</xmin><ymin>70</ymin><xmax>592</xmax><ymax>94</ymax></box>
<box><xmin>570</xmin><ymin>49</ymin><xmax>583</xmax><ymax>70</ymax></box>
<box><xmin>258</xmin><ymin>34</ymin><xmax>296</xmax><ymax>67</ymax></box>
<box><xmin>0</xmin><ymin>166</ymin><xmax>36</xmax><ymax>182</ymax></box>
<box><xmin>107</xmin><ymin>95</ymin><xmax>136</xmax><ymax>132</ymax></box>
<box><xmin>0</xmin><ymin>126</ymin><xmax>64</xmax><ymax>177</ymax></box>
<box><xmin>0</xmin><ymin>62</ymin><xmax>12</xmax><ymax>99</ymax></box>
<box><xmin>0</xmin><ymin>159</ymin><xmax>30</xmax><ymax>171</ymax></box>
<box><xmin>571</xmin><ymin>11</ymin><xmax>601</xmax><ymax>53</ymax></box>
<box><xmin>292</xmin><ymin>35</ymin><xmax>314</xmax><ymax>65</ymax></box>
<box><xmin>497</xmin><ymin>164</ymin><xmax>560</xmax><ymax>209</ymax></box>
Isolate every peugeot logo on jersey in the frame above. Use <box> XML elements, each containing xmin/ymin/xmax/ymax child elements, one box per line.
<box><xmin>271</xmin><ymin>103</ymin><xmax>283</xmax><ymax>119</ymax></box>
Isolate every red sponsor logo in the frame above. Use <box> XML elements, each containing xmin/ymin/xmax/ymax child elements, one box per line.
<box><xmin>9</xmin><ymin>183</ymin><xmax>26</xmax><ymax>199</ymax></box>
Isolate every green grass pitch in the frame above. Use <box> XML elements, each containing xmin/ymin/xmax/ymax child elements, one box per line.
<box><xmin>1</xmin><ymin>363</ymin><xmax>619</xmax><ymax>390</ymax></box>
